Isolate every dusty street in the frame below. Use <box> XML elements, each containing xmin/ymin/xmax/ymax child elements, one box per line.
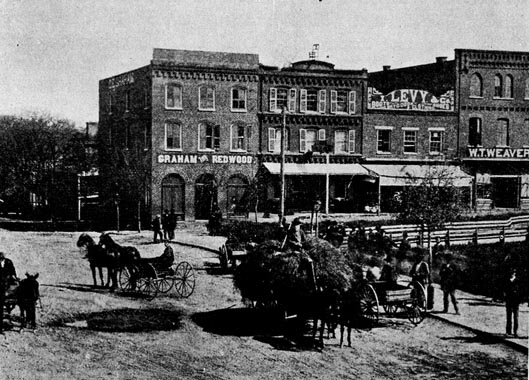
<box><xmin>0</xmin><ymin>229</ymin><xmax>526</xmax><ymax>380</ymax></box>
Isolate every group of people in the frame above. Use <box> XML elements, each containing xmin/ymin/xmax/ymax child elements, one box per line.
<box><xmin>151</xmin><ymin>209</ymin><xmax>178</xmax><ymax>243</ymax></box>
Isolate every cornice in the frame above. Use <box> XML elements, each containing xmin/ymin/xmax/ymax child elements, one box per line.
<box><xmin>258</xmin><ymin>112</ymin><xmax>362</xmax><ymax>126</ymax></box>
<box><xmin>152</xmin><ymin>65</ymin><xmax>259</xmax><ymax>82</ymax></box>
<box><xmin>261</xmin><ymin>74</ymin><xmax>364</xmax><ymax>88</ymax></box>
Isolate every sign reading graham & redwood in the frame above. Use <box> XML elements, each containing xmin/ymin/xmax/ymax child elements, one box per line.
<box><xmin>158</xmin><ymin>153</ymin><xmax>254</xmax><ymax>164</ymax></box>
<box><xmin>467</xmin><ymin>147</ymin><xmax>529</xmax><ymax>159</ymax></box>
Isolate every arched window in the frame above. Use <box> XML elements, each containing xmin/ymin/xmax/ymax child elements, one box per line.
<box><xmin>469</xmin><ymin>73</ymin><xmax>483</xmax><ymax>97</ymax></box>
<box><xmin>504</xmin><ymin>75</ymin><xmax>514</xmax><ymax>98</ymax></box>
<box><xmin>496</xmin><ymin>119</ymin><xmax>509</xmax><ymax>146</ymax></box>
<box><xmin>226</xmin><ymin>175</ymin><xmax>249</xmax><ymax>216</ymax></box>
<box><xmin>468</xmin><ymin>118</ymin><xmax>482</xmax><ymax>146</ymax></box>
<box><xmin>161</xmin><ymin>174</ymin><xmax>185</xmax><ymax>218</ymax></box>
<box><xmin>494</xmin><ymin>74</ymin><xmax>503</xmax><ymax>98</ymax></box>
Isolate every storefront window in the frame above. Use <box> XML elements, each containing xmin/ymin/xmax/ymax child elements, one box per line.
<box><xmin>469</xmin><ymin>118</ymin><xmax>482</xmax><ymax>146</ymax></box>
<box><xmin>377</xmin><ymin>129</ymin><xmax>391</xmax><ymax>153</ymax></box>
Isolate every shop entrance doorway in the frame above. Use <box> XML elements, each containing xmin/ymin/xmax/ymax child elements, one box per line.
<box><xmin>161</xmin><ymin>174</ymin><xmax>185</xmax><ymax>220</ymax></box>
<box><xmin>491</xmin><ymin>176</ymin><xmax>520</xmax><ymax>208</ymax></box>
<box><xmin>195</xmin><ymin>174</ymin><xmax>217</xmax><ymax>220</ymax></box>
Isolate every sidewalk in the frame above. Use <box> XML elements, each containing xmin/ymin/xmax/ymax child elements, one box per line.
<box><xmin>170</xmin><ymin>225</ymin><xmax>528</xmax><ymax>353</ymax></box>
<box><xmin>427</xmin><ymin>282</ymin><xmax>528</xmax><ymax>353</ymax></box>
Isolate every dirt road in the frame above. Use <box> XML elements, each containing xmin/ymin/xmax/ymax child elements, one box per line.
<box><xmin>0</xmin><ymin>230</ymin><xmax>526</xmax><ymax>379</ymax></box>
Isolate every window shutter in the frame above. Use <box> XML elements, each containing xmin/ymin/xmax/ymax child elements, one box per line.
<box><xmin>288</xmin><ymin>89</ymin><xmax>297</xmax><ymax>112</ymax></box>
<box><xmin>330</xmin><ymin>90</ymin><xmax>338</xmax><ymax>113</ymax></box>
<box><xmin>318</xmin><ymin>90</ymin><xmax>326</xmax><ymax>113</ymax></box>
<box><xmin>268</xmin><ymin>128</ymin><xmax>276</xmax><ymax>152</ymax></box>
<box><xmin>348</xmin><ymin>130</ymin><xmax>355</xmax><ymax>153</ymax></box>
<box><xmin>269</xmin><ymin>88</ymin><xmax>277</xmax><ymax>112</ymax></box>
<box><xmin>300</xmin><ymin>128</ymin><xmax>307</xmax><ymax>152</ymax></box>
<box><xmin>230</xmin><ymin>125</ymin><xmax>235</xmax><ymax>150</ymax></box>
<box><xmin>349</xmin><ymin>91</ymin><xmax>356</xmax><ymax>114</ymax></box>
<box><xmin>318</xmin><ymin>129</ymin><xmax>326</xmax><ymax>141</ymax></box>
<box><xmin>300</xmin><ymin>89</ymin><xmax>307</xmax><ymax>113</ymax></box>
<box><xmin>246</xmin><ymin>125</ymin><xmax>252</xmax><ymax>151</ymax></box>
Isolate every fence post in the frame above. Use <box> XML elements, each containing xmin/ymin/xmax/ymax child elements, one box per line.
<box><xmin>472</xmin><ymin>229</ymin><xmax>478</xmax><ymax>245</ymax></box>
<box><xmin>499</xmin><ymin>227</ymin><xmax>505</xmax><ymax>244</ymax></box>
<box><xmin>445</xmin><ymin>230</ymin><xmax>451</xmax><ymax>248</ymax></box>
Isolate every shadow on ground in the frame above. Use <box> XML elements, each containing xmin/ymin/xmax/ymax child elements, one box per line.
<box><xmin>53</xmin><ymin>307</ymin><xmax>184</xmax><ymax>333</ymax></box>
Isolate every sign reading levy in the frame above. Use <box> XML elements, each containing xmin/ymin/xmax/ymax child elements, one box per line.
<box><xmin>368</xmin><ymin>87</ymin><xmax>454</xmax><ymax>111</ymax></box>
<box><xmin>468</xmin><ymin>147</ymin><xmax>529</xmax><ymax>159</ymax></box>
<box><xmin>158</xmin><ymin>154</ymin><xmax>254</xmax><ymax>164</ymax></box>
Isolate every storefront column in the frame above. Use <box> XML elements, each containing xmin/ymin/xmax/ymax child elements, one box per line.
<box><xmin>325</xmin><ymin>154</ymin><xmax>330</xmax><ymax>214</ymax></box>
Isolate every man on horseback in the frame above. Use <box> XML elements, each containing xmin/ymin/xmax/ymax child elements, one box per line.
<box><xmin>0</xmin><ymin>251</ymin><xmax>17</xmax><ymax>333</ymax></box>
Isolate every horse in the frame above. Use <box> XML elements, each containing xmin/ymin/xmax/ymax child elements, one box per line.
<box><xmin>98</xmin><ymin>233</ymin><xmax>141</xmax><ymax>267</ymax></box>
<box><xmin>76</xmin><ymin>233</ymin><xmax>118</xmax><ymax>289</ymax></box>
<box><xmin>17</xmin><ymin>273</ymin><xmax>40</xmax><ymax>329</ymax></box>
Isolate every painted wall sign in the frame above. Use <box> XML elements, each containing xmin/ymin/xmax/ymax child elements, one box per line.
<box><xmin>467</xmin><ymin>147</ymin><xmax>529</xmax><ymax>159</ymax></box>
<box><xmin>368</xmin><ymin>87</ymin><xmax>454</xmax><ymax>111</ymax></box>
<box><xmin>108</xmin><ymin>72</ymin><xmax>135</xmax><ymax>89</ymax></box>
<box><xmin>157</xmin><ymin>154</ymin><xmax>254</xmax><ymax>164</ymax></box>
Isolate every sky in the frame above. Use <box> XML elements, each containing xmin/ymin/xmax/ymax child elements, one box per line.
<box><xmin>1</xmin><ymin>0</ymin><xmax>528</xmax><ymax>128</ymax></box>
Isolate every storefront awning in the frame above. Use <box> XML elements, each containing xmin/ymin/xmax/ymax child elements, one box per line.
<box><xmin>263</xmin><ymin>162</ymin><xmax>370</xmax><ymax>176</ymax></box>
<box><xmin>362</xmin><ymin>164</ymin><xmax>473</xmax><ymax>187</ymax></box>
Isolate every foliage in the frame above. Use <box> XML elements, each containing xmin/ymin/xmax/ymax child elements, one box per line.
<box><xmin>0</xmin><ymin>114</ymin><xmax>91</xmax><ymax>219</ymax></box>
<box><xmin>394</xmin><ymin>167</ymin><xmax>468</xmax><ymax>232</ymax></box>
<box><xmin>233</xmin><ymin>237</ymin><xmax>354</xmax><ymax>309</ymax></box>
<box><xmin>209</xmin><ymin>219</ymin><xmax>285</xmax><ymax>244</ymax></box>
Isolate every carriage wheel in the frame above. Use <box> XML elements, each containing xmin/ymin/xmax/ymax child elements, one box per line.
<box><xmin>137</xmin><ymin>278</ymin><xmax>158</xmax><ymax>300</ymax></box>
<box><xmin>119</xmin><ymin>265</ymin><xmax>136</xmax><ymax>292</ymax></box>
<box><xmin>173</xmin><ymin>261</ymin><xmax>196</xmax><ymax>298</ymax></box>
<box><xmin>384</xmin><ymin>304</ymin><xmax>398</xmax><ymax>316</ymax></box>
<box><xmin>156</xmin><ymin>276</ymin><xmax>174</xmax><ymax>294</ymax></box>
<box><xmin>358</xmin><ymin>284</ymin><xmax>379</xmax><ymax>324</ymax></box>
<box><xmin>409</xmin><ymin>281</ymin><xmax>427</xmax><ymax>311</ymax></box>
<box><xmin>407</xmin><ymin>305</ymin><xmax>425</xmax><ymax>325</ymax></box>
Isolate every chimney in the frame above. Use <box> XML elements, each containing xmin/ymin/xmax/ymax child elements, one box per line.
<box><xmin>383</xmin><ymin>65</ymin><xmax>391</xmax><ymax>71</ymax></box>
<box><xmin>436</xmin><ymin>56</ymin><xmax>447</xmax><ymax>64</ymax></box>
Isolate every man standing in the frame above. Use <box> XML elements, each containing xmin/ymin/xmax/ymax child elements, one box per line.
<box><xmin>440</xmin><ymin>253</ymin><xmax>460</xmax><ymax>315</ymax></box>
<box><xmin>504</xmin><ymin>268</ymin><xmax>522</xmax><ymax>337</ymax></box>
<box><xmin>161</xmin><ymin>209</ymin><xmax>170</xmax><ymax>241</ymax></box>
<box><xmin>151</xmin><ymin>214</ymin><xmax>163</xmax><ymax>243</ymax></box>
<box><xmin>0</xmin><ymin>251</ymin><xmax>17</xmax><ymax>333</ymax></box>
<box><xmin>410</xmin><ymin>249</ymin><xmax>430</xmax><ymax>288</ymax></box>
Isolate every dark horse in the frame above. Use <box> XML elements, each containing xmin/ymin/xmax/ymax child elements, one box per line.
<box><xmin>76</xmin><ymin>233</ymin><xmax>119</xmax><ymax>289</ymax></box>
<box><xmin>98</xmin><ymin>232</ymin><xmax>141</xmax><ymax>267</ymax></box>
<box><xmin>17</xmin><ymin>273</ymin><xmax>40</xmax><ymax>329</ymax></box>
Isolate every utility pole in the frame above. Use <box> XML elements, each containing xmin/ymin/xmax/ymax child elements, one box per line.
<box><xmin>279</xmin><ymin>106</ymin><xmax>286</xmax><ymax>225</ymax></box>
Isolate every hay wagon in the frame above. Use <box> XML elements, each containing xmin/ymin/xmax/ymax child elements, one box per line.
<box><xmin>118</xmin><ymin>260</ymin><xmax>196</xmax><ymax>300</ymax></box>
<box><xmin>357</xmin><ymin>280</ymin><xmax>427</xmax><ymax>325</ymax></box>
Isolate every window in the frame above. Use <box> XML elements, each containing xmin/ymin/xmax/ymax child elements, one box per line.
<box><xmin>494</xmin><ymin>74</ymin><xmax>503</xmax><ymax>98</ymax></box>
<box><xmin>268</xmin><ymin>128</ymin><xmax>290</xmax><ymax>153</ymax></box>
<box><xmin>525</xmin><ymin>78</ymin><xmax>529</xmax><ymax>99</ymax></box>
<box><xmin>300</xmin><ymin>89</ymin><xmax>319</xmax><ymax>112</ymax></box>
<box><xmin>165</xmin><ymin>122</ymin><xmax>182</xmax><ymax>150</ymax></box>
<box><xmin>348</xmin><ymin>91</ymin><xmax>356</xmax><ymax>114</ymax></box>
<box><xmin>318</xmin><ymin>129</ymin><xmax>326</xmax><ymax>141</ymax></box>
<box><xmin>403</xmin><ymin>130</ymin><xmax>417</xmax><ymax>153</ymax></box>
<box><xmin>230</xmin><ymin>124</ymin><xmax>250</xmax><ymax>151</ymax></box>
<box><xmin>496</xmin><ymin>119</ymin><xmax>509</xmax><ymax>146</ymax></box>
<box><xmin>330</xmin><ymin>90</ymin><xmax>356</xmax><ymax>114</ymax></box>
<box><xmin>199</xmin><ymin>86</ymin><xmax>215</xmax><ymax>110</ymax></box>
<box><xmin>166</xmin><ymin>84</ymin><xmax>182</xmax><ymax>109</ymax></box>
<box><xmin>377</xmin><ymin>129</ymin><xmax>391</xmax><ymax>153</ymax></box>
<box><xmin>468</xmin><ymin>118</ymin><xmax>482</xmax><ymax>146</ymax></box>
<box><xmin>125</xmin><ymin>90</ymin><xmax>130</xmax><ymax>111</ymax></box>
<box><xmin>269</xmin><ymin>88</ymin><xmax>288</xmax><ymax>112</ymax></box>
<box><xmin>334</xmin><ymin>130</ymin><xmax>355</xmax><ymax>154</ymax></box>
<box><xmin>299</xmin><ymin>129</ymin><xmax>317</xmax><ymax>152</ymax></box>
<box><xmin>470</xmin><ymin>73</ymin><xmax>483</xmax><ymax>97</ymax></box>
<box><xmin>429</xmin><ymin>130</ymin><xmax>443</xmax><ymax>154</ymax></box>
<box><xmin>318</xmin><ymin>90</ymin><xmax>326</xmax><ymax>113</ymax></box>
<box><xmin>198</xmin><ymin>123</ymin><xmax>220</xmax><ymax>150</ymax></box>
<box><xmin>504</xmin><ymin>75</ymin><xmax>513</xmax><ymax>99</ymax></box>
<box><xmin>231</xmin><ymin>87</ymin><xmax>247</xmax><ymax>111</ymax></box>
<box><xmin>288</xmin><ymin>89</ymin><xmax>297</xmax><ymax>112</ymax></box>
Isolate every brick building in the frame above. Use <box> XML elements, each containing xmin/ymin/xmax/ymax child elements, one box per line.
<box><xmin>98</xmin><ymin>49</ymin><xmax>259</xmax><ymax>224</ymax></box>
<box><xmin>257</xmin><ymin>60</ymin><xmax>370</xmax><ymax>214</ymax></box>
<box><xmin>455</xmin><ymin>49</ymin><xmax>529</xmax><ymax>210</ymax></box>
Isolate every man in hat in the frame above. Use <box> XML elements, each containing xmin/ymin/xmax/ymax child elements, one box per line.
<box><xmin>284</xmin><ymin>218</ymin><xmax>306</xmax><ymax>252</ymax></box>
<box><xmin>440</xmin><ymin>253</ymin><xmax>460</xmax><ymax>315</ymax></box>
<box><xmin>0</xmin><ymin>251</ymin><xmax>17</xmax><ymax>333</ymax></box>
<box><xmin>151</xmin><ymin>214</ymin><xmax>163</xmax><ymax>243</ymax></box>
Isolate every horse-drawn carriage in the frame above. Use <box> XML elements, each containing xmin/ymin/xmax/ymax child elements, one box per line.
<box><xmin>77</xmin><ymin>233</ymin><xmax>196</xmax><ymax>300</ymax></box>
<box><xmin>357</xmin><ymin>279</ymin><xmax>427</xmax><ymax>325</ymax></box>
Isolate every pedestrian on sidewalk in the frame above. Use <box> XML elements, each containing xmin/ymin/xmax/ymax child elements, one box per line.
<box><xmin>410</xmin><ymin>248</ymin><xmax>430</xmax><ymax>288</ymax></box>
<box><xmin>503</xmin><ymin>268</ymin><xmax>522</xmax><ymax>337</ymax></box>
<box><xmin>151</xmin><ymin>214</ymin><xmax>163</xmax><ymax>243</ymax></box>
<box><xmin>440</xmin><ymin>253</ymin><xmax>460</xmax><ymax>315</ymax></box>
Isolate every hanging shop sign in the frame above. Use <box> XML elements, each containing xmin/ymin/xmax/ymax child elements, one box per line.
<box><xmin>157</xmin><ymin>153</ymin><xmax>254</xmax><ymax>164</ymax></box>
<box><xmin>368</xmin><ymin>87</ymin><xmax>454</xmax><ymax>111</ymax></box>
<box><xmin>467</xmin><ymin>147</ymin><xmax>529</xmax><ymax>159</ymax></box>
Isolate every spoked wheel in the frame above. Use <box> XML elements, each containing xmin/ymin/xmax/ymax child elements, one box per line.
<box><xmin>407</xmin><ymin>305</ymin><xmax>425</xmax><ymax>325</ymax></box>
<box><xmin>119</xmin><ymin>265</ymin><xmax>137</xmax><ymax>292</ymax></box>
<box><xmin>136</xmin><ymin>264</ymin><xmax>158</xmax><ymax>300</ymax></box>
<box><xmin>358</xmin><ymin>284</ymin><xmax>380</xmax><ymax>325</ymax></box>
<box><xmin>409</xmin><ymin>281</ymin><xmax>427</xmax><ymax>311</ymax></box>
<box><xmin>173</xmin><ymin>261</ymin><xmax>196</xmax><ymax>298</ymax></box>
<box><xmin>156</xmin><ymin>275</ymin><xmax>174</xmax><ymax>294</ymax></box>
<box><xmin>384</xmin><ymin>304</ymin><xmax>398</xmax><ymax>316</ymax></box>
